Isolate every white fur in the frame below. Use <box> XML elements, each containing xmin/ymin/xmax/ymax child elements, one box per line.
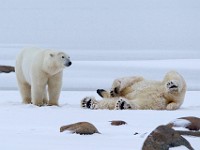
<box><xmin>81</xmin><ymin>71</ymin><xmax>187</xmax><ymax>110</ymax></box>
<box><xmin>15</xmin><ymin>47</ymin><xmax>71</xmax><ymax>106</ymax></box>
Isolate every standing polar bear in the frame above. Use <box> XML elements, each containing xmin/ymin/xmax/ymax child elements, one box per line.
<box><xmin>15</xmin><ymin>47</ymin><xmax>72</xmax><ymax>106</ymax></box>
<box><xmin>81</xmin><ymin>71</ymin><xmax>187</xmax><ymax>110</ymax></box>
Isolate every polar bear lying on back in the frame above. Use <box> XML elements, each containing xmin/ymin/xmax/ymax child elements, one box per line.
<box><xmin>81</xmin><ymin>71</ymin><xmax>186</xmax><ymax>110</ymax></box>
<box><xmin>15</xmin><ymin>47</ymin><xmax>72</xmax><ymax>106</ymax></box>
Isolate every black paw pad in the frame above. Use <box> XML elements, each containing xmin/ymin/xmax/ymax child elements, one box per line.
<box><xmin>167</xmin><ymin>81</ymin><xmax>178</xmax><ymax>89</ymax></box>
<box><xmin>82</xmin><ymin>98</ymin><xmax>93</xmax><ymax>109</ymax></box>
<box><xmin>86</xmin><ymin>99</ymin><xmax>92</xmax><ymax>108</ymax></box>
<box><xmin>110</xmin><ymin>87</ymin><xmax>119</xmax><ymax>97</ymax></box>
<box><xmin>110</xmin><ymin>90</ymin><xmax>114</xmax><ymax>97</ymax></box>
<box><xmin>120</xmin><ymin>101</ymin><xmax>125</xmax><ymax>109</ymax></box>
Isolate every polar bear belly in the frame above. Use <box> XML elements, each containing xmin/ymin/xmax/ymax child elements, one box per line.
<box><xmin>125</xmin><ymin>80</ymin><xmax>162</xmax><ymax>100</ymax></box>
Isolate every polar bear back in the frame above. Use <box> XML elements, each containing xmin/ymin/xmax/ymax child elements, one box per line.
<box><xmin>16</xmin><ymin>48</ymin><xmax>44</xmax><ymax>85</ymax></box>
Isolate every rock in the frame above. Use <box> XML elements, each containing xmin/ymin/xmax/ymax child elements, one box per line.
<box><xmin>0</xmin><ymin>65</ymin><xmax>15</xmax><ymax>73</ymax></box>
<box><xmin>142</xmin><ymin>125</ymin><xmax>194</xmax><ymax>150</ymax></box>
<box><xmin>176</xmin><ymin>130</ymin><xmax>200</xmax><ymax>137</ymax></box>
<box><xmin>109</xmin><ymin>120</ymin><xmax>127</xmax><ymax>126</ymax></box>
<box><xmin>60</xmin><ymin>122</ymin><xmax>100</xmax><ymax>135</ymax></box>
<box><xmin>168</xmin><ymin>116</ymin><xmax>200</xmax><ymax>131</ymax></box>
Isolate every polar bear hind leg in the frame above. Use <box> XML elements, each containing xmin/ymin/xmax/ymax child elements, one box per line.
<box><xmin>81</xmin><ymin>97</ymin><xmax>118</xmax><ymax>110</ymax></box>
<box><xmin>15</xmin><ymin>64</ymin><xmax>31</xmax><ymax>104</ymax></box>
<box><xmin>81</xmin><ymin>97</ymin><xmax>99</xmax><ymax>109</ymax></box>
<box><xmin>18</xmin><ymin>81</ymin><xmax>31</xmax><ymax>104</ymax></box>
<box><xmin>115</xmin><ymin>99</ymin><xmax>132</xmax><ymax>110</ymax></box>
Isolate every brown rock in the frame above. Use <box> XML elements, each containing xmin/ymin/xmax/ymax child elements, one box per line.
<box><xmin>60</xmin><ymin>122</ymin><xmax>100</xmax><ymax>135</ymax></box>
<box><xmin>110</xmin><ymin>120</ymin><xmax>127</xmax><ymax>126</ymax></box>
<box><xmin>142</xmin><ymin>125</ymin><xmax>194</xmax><ymax>150</ymax></box>
<box><xmin>179</xmin><ymin>116</ymin><xmax>200</xmax><ymax>131</ymax></box>
<box><xmin>168</xmin><ymin>116</ymin><xmax>200</xmax><ymax>131</ymax></box>
<box><xmin>0</xmin><ymin>65</ymin><xmax>15</xmax><ymax>73</ymax></box>
<box><xmin>177</xmin><ymin>130</ymin><xmax>200</xmax><ymax>137</ymax></box>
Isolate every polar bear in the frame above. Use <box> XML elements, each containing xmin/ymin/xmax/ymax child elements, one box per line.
<box><xmin>81</xmin><ymin>71</ymin><xmax>186</xmax><ymax>110</ymax></box>
<box><xmin>15</xmin><ymin>47</ymin><xmax>72</xmax><ymax>106</ymax></box>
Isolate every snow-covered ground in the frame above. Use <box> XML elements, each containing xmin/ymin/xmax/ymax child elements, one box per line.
<box><xmin>0</xmin><ymin>90</ymin><xmax>199</xmax><ymax>150</ymax></box>
<box><xmin>0</xmin><ymin>55</ymin><xmax>199</xmax><ymax>150</ymax></box>
<box><xmin>0</xmin><ymin>0</ymin><xmax>200</xmax><ymax>150</ymax></box>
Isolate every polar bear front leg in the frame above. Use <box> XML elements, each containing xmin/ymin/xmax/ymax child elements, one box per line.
<box><xmin>110</xmin><ymin>79</ymin><xmax>121</xmax><ymax>97</ymax></box>
<box><xmin>166</xmin><ymin>80</ymin><xmax>180</xmax><ymax>93</ymax></box>
<box><xmin>43</xmin><ymin>89</ymin><xmax>48</xmax><ymax>105</ymax></box>
<box><xmin>31</xmin><ymin>71</ymin><xmax>47</xmax><ymax>106</ymax></box>
<box><xmin>110</xmin><ymin>76</ymin><xmax>144</xmax><ymax>97</ymax></box>
<box><xmin>165</xmin><ymin>80</ymin><xmax>183</xmax><ymax>110</ymax></box>
<box><xmin>48</xmin><ymin>72</ymin><xmax>63</xmax><ymax>106</ymax></box>
<box><xmin>32</xmin><ymin>82</ymin><xmax>47</xmax><ymax>106</ymax></box>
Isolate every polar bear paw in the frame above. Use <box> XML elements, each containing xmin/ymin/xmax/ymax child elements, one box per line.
<box><xmin>166</xmin><ymin>80</ymin><xmax>179</xmax><ymax>93</ymax></box>
<box><xmin>81</xmin><ymin>97</ymin><xmax>98</xmax><ymax>109</ymax></box>
<box><xmin>115</xmin><ymin>99</ymin><xmax>132</xmax><ymax>110</ymax></box>
<box><xmin>110</xmin><ymin>80</ymin><xmax>121</xmax><ymax>97</ymax></box>
<box><xmin>110</xmin><ymin>87</ymin><xmax>120</xmax><ymax>97</ymax></box>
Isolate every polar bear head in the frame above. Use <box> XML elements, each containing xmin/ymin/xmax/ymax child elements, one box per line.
<box><xmin>43</xmin><ymin>50</ymin><xmax>72</xmax><ymax>75</ymax></box>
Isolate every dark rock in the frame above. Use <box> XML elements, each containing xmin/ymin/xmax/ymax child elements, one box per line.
<box><xmin>168</xmin><ymin>116</ymin><xmax>200</xmax><ymax>131</ymax></box>
<box><xmin>142</xmin><ymin>125</ymin><xmax>194</xmax><ymax>150</ymax></box>
<box><xmin>60</xmin><ymin>122</ymin><xmax>100</xmax><ymax>135</ymax></box>
<box><xmin>110</xmin><ymin>120</ymin><xmax>127</xmax><ymax>126</ymax></box>
<box><xmin>0</xmin><ymin>65</ymin><xmax>15</xmax><ymax>73</ymax></box>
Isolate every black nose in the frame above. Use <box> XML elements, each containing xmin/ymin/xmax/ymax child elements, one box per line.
<box><xmin>68</xmin><ymin>61</ymin><xmax>72</xmax><ymax>66</ymax></box>
<box><xmin>65</xmin><ymin>61</ymin><xmax>72</xmax><ymax>67</ymax></box>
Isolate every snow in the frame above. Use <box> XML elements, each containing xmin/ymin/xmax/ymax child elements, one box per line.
<box><xmin>170</xmin><ymin>119</ymin><xmax>191</xmax><ymax>128</ymax></box>
<box><xmin>0</xmin><ymin>0</ymin><xmax>200</xmax><ymax>150</ymax></box>
<box><xmin>0</xmin><ymin>91</ymin><xmax>200</xmax><ymax>150</ymax></box>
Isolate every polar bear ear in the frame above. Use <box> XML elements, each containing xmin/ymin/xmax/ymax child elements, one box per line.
<box><xmin>50</xmin><ymin>53</ymin><xmax>54</xmax><ymax>57</ymax></box>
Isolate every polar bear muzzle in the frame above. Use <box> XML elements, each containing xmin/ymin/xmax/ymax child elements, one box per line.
<box><xmin>65</xmin><ymin>61</ymin><xmax>72</xmax><ymax>67</ymax></box>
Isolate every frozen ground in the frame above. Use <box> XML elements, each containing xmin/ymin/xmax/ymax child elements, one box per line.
<box><xmin>0</xmin><ymin>90</ymin><xmax>199</xmax><ymax>150</ymax></box>
<box><xmin>0</xmin><ymin>56</ymin><xmax>200</xmax><ymax>150</ymax></box>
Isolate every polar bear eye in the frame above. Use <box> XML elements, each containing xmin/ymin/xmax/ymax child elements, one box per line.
<box><xmin>61</xmin><ymin>56</ymin><xmax>65</xmax><ymax>59</ymax></box>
